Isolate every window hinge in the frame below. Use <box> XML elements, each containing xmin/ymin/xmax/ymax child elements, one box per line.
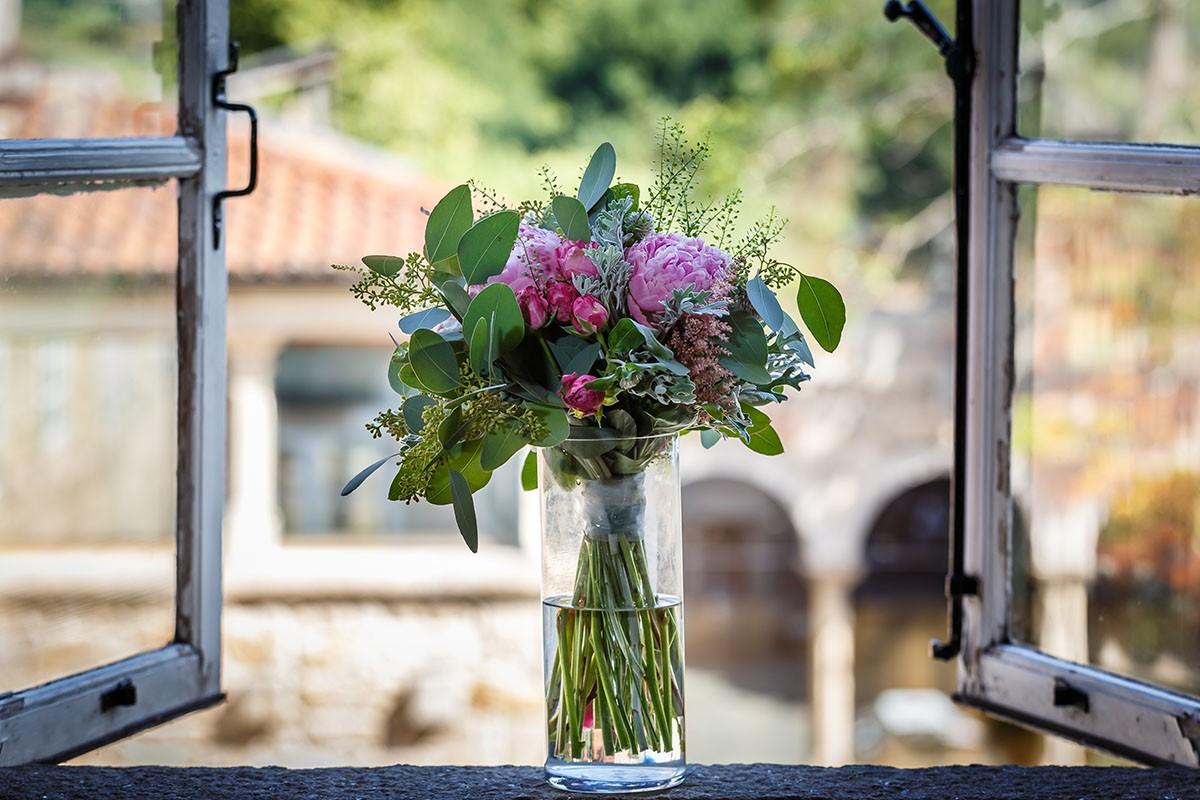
<box><xmin>99</xmin><ymin>679</ymin><xmax>138</xmax><ymax>713</ymax></box>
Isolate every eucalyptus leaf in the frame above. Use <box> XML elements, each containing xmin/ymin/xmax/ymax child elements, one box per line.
<box><xmin>528</xmin><ymin>404</ymin><xmax>569</xmax><ymax>447</ymax></box>
<box><xmin>439</xmin><ymin>281</ymin><xmax>471</xmax><ymax>319</ymax></box>
<box><xmin>464</xmin><ymin>283</ymin><xmax>524</xmax><ymax>353</ymax></box>
<box><xmin>719</xmin><ymin>311</ymin><xmax>771</xmax><ymax>384</ymax></box>
<box><xmin>607</xmin><ymin>318</ymin><xmax>674</xmax><ymax>362</ymax></box>
<box><xmin>552</xmin><ymin>195</ymin><xmax>591</xmax><ymax>242</ymax></box>
<box><xmin>424</xmin><ymin>184</ymin><xmax>473</xmax><ymax>265</ymax></box>
<box><xmin>746</xmin><ymin>276</ymin><xmax>785</xmax><ymax>332</ymax></box>
<box><xmin>467</xmin><ymin>317</ymin><xmax>492</xmax><ymax>376</ymax></box>
<box><xmin>408</xmin><ymin>328</ymin><xmax>461</xmax><ymax>394</ymax></box>
<box><xmin>700</xmin><ymin>429</ymin><xmax>721</xmax><ymax>449</ymax></box>
<box><xmin>389</xmin><ymin>352</ymin><xmax>417</xmax><ymax>397</ymax></box>
<box><xmin>427</xmin><ymin>437</ymin><xmax>492</xmax><ymax>504</ymax></box>
<box><xmin>578</xmin><ymin>142</ymin><xmax>616</xmax><ymax>211</ymax></box>
<box><xmin>520</xmin><ymin>449</ymin><xmax>538</xmax><ymax>491</ymax></box>
<box><xmin>437</xmin><ymin>406</ymin><xmax>469</xmax><ymax>450</ymax></box>
<box><xmin>340</xmin><ymin>452</ymin><xmax>400</xmax><ymax>496</ymax></box>
<box><xmin>448</xmin><ymin>469</ymin><xmax>479</xmax><ymax>552</ymax></box>
<box><xmin>362</xmin><ymin>255</ymin><xmax>404</xmax><ymax>277</ymax></box>
<box><xmin>779</xmin><ymin>313</ymin><xmax>816</xmax><ymax>368</ymax></box>
<box><xmin>402</xmin><ymin>395</ymin><xmax>435</xmax><ymax>433</ymax></box>
<box><xmin>399</xmin><ymin>307</ymin><xmax>451</xmax><ymax>334</ymax></box>
<box><xmin>796</xmin><ymin>272</ymin><xmax>846</xmax><ymax>353</ymax></box>
<box><xmin>742</xmin><ymin>404</ymin><xmax>785</xmax><ymax>456</ymax></box>
<box><xmin>481</xmin><ymin>421</ymin><xmax>527</xmax><ymax>470</ymax></box>
<box><xmin>458</xmin><ymin>210</ymin><xmax>520</xmax><ymax>284</ymax></box>
<box><xmin>563</xmin><ymin>341</ymin><xmax>601</xmax><ymax>375</ymax></box>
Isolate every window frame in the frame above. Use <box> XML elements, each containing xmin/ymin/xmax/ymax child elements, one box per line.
<box><xmin>955</xmin><ymin>0</ymin><xmax>1200</xmax><ymax>766</ymax></box>
<box><xmin>0</xmin><ymin>0</ymin><xmax>228</xmax><ymax>764</ymax></box>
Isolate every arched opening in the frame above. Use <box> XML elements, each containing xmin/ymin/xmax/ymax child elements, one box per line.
<box><xmin>682</xmin><ymin>478</ymin><xmax>808</xmax><ymax>762</ymax></box>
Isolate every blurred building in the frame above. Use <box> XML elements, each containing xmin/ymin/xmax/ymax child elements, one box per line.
<box><xmin>1</xmin><ymin>44</ymin><xmax>1038</xmax><ymax>768</ymax></box>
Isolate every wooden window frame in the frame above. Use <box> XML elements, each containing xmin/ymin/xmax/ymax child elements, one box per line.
<box><xmin>0</xmin><ymin>0</ymin><xmax>228</xmax><ymax>764</ymax></box>
<box><xmin>955</xmin><ymin>0</ymin><xmax>1200</xmax><ymax>766</ymax></box>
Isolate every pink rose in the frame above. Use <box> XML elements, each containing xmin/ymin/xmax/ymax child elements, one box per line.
<box><xmin>624</xmin><ymin>233</ymin><xmax>731</xmax><ymax>328</ymax></box>
<box><xmin>571</xmin><ymin>295</ymin><xmax>608</xmax><ymax>335</ymax></box>
<box><xmin>560</xmin><ymin>372</ymin><xmax>604</xmax><ymax>417</ymax></box>
<box><xmin>557</xmin><ymin>240</ymin><xmax>599</xmax><ymax>281</ymax></box>
<box><xmin>545</xmin><ymin>280</ymin><xmax>579</xmax><ymax>324</ymax></box>
<box><xmin>517</xmin><ymin>285</ymin><xmax>550</xmax><ymax>329</ymax></box>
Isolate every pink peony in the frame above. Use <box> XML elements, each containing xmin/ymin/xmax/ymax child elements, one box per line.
<box><xmin>485</xmin><ymin>223</ymin><xmax>564</xmax><ymax>294</ymax></box>
<box><xmin>624</xmin><ymin>233</ymin><xmax>731</xmax><ymax>327</ymax></box>
<box><xmin>516</xmin><ymin>285</ymin><xmax>550</xmax><ymax>329</ymax></box>
<box><xmin>557</xmin><ymin>240</ymin><xmax>599</xmax><ymax>281</ymax></box>
<box><xmin>571</xmin><ymin>295</ymin><xmax>608</xmax><ymax>335</ymax></box>
<box><xmin>545</xmin><ymin>280</ymin><xmax>579</xmax><ymax>324</ymax></box>
<box><xmin>560</xmin><ymin>372</ymin><xmax>604</xmax><ymax>417</ymax></box>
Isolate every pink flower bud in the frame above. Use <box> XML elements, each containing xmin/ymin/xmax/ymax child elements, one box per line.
<box><xmin>560</xmin><ymin>372</ymin><xmax>604</xmax><ymax>417</ymax></box>
<box><xmin>545</xmin><ymin>280</ymin><xmax>579</xmax><ymax>324</ymax></box>
<box><xmin>516</xmin><ymin>285</ymin><xmax>550</xmax><ymax>329</ymax></box>
<box><xmin>571</xmin><ymin>295</ymin><xmax>608</xmax><ymax>335</ymax></box>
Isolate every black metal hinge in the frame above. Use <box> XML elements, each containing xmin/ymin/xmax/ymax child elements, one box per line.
<box><xmin>212</xmin><ymin>41</ymin><xmax>259</xmax><ymax>249</ymax></box>
<box><xmin>883</xmin><ymin>1</ymin><xmax>978</xmax><ymax>662</ymax></box>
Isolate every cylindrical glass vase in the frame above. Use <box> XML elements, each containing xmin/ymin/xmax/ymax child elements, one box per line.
<box><xmin>540</xmin><ymin>432</ymin><xmax>686</xmax><ymax>794</ymax></box>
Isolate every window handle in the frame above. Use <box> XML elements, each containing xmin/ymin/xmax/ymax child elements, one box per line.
<box><xmin>212</xmin><ymin>41</ymin><xmax>259</xmax><ymax>249</ymax></box>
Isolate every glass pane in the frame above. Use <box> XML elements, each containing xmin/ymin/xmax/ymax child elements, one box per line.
<box><xmin>1011</xmin><ymin>185</ymin><xmax>1200</xmax><ymax>698</ymax></box>
<box><xmin>1</xmin><ymin>0</ymin><xmax>177</xmax><ymax>138</ymax></box>
<box><xmin>276</xmin><ymin>345</ymin><xmax>521</xmax><ymax>545</ymax></box>
<box><xmin>0</xmin><ymin>186</ymin><xmax>177</xmax><ymax>692</ymax></box>
<box><xmin>1019</xmin><ymin>0</ymin><xmax>1200</xmax><ymax>144</ymax></box>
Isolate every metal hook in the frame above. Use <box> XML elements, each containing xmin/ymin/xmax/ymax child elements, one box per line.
<box><xmin>212</xmin><ymin>41</ymin><xmax>259</xmax><ymax>249</ymax></box>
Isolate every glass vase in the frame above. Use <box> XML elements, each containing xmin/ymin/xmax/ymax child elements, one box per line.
<box><xmin>540</xmin><ymin>432</ymin><xmax>686</xmax><ymax>794</ymax></box>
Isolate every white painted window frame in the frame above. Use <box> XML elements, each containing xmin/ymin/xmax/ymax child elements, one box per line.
<box><xmin>0</xmin><ymin>0</ymin><xmax>228</xmax><ymax>764</ymax></box>
<box><xmin>956</xmin><ymin>0</ymin><xmax>1200</xmax><ymax>766</ymax></box>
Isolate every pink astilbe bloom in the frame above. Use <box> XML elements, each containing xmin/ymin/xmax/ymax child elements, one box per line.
<box><xmin>485</xmin><ymin>223</ymin><xmax>564</xmax><ymax>294</ymax></box>
<box><xmin>668</xmin><ymin>313</ymin><xmax>736</xmax><ymax>411</ymax></box>
<box><xmin>625</xmin><ymin>233</ymin><xmax>731</xmax><ymax>328</ymax></box>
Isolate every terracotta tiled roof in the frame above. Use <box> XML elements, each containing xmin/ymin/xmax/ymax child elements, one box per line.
<box><xmin>0</xmin><ymin>67</ymin><xmax>441</xmax><ymax>282</ymax></box>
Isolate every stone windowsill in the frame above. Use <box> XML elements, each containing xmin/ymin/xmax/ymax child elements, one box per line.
<box><xmin>0</xmin><ymin>764</ymin><xmax>1197</xmax><ymax>800</ymax></box>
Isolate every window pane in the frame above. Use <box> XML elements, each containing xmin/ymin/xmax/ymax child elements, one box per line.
<box><xmin>0</xmin><ymin>186</ymin><xmax>177</xmax><ymax>691</ymax></box>
<box><xmin>1019</xmin><ymin>0</ymin><xmax>1200</xmax><ymax>144</ymax></box>
<box><xmin>277</xmin><ymin>345</ymin><xmax>521</xmax><ymax>545</ymax></box>
<box><xmin>1010</xmin><ymin>185</ymin><xmax>1200</xmax><ymax>698</ymax></box>
<box><xmin>1</xmin><ymin>0</ymin><xmax>177</xmax><ymax>138</ymax></box>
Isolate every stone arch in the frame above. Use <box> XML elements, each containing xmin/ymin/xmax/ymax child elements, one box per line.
<box><xmin>681</xmin><ymin>478</ymin><xmax>807</xmax><ymax>700</ymax></box>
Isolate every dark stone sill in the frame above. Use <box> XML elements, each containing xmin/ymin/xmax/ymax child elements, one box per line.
<box><xmin>0</xmin><ymin>764</ymin><xmax>1197</xmax><ymax>800</ymax></box>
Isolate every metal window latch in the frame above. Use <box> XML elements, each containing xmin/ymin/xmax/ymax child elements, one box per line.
<box><xmin>883</xmin><ymin>1</ymin><xmax>978</xmax><ymax>662</ymax></box>
<box><xmin>99</xmin><ymin>679</ymin><xmax>138</xmax><ymax>712</ymax></box>
<box><xmin>212</xmin><ymin>41</ymin><xmax>259</xmax><ymax>249</ymax></box>
<box><xmin>1053</xmin><ymin>678</ymin><xmax>1090</xmax><ymax>713</ymax></box>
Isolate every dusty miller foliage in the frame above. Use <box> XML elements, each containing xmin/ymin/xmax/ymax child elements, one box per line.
<box><xmin>573</xmin><ymin>245</ymin><xmax>631</xmax><ymax>316</ymax></box>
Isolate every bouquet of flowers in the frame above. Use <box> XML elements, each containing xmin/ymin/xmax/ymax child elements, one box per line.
<box><xmin>337</xmin><ymin>123</ymin><xmax>844</xmax><ymax>773</ymax></box>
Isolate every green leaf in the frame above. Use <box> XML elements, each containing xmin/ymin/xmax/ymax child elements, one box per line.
<box><xmin>796</xmin><ymin>273</ymin><xmax>846</xmax><ymax>352</ymax></box>
<box><xmin>700</xmin><ymin>429</ymin><xmax>721</xmax><ymax>449</ymax></box>
<box><xmin>609</xmin><ymin>182</ymin><xmax>639</xmax><ymax>211</ymax></box>
<box><xmin>458</xmin><ymin>210</ymin><xmax>520</xmax><ymax>284</ymax></box>
<box><xmin>481</xmin><ymin>421</ymin><xmax>527</xmax><ymax>470</ymax></box>
<box><xmin>552</xmin><ymin>195</ymin><xmax>591</xmax><ymax>242</ymax></box>
<box><xmin>389</xmin><ymin>351</ymin><xmax>417</xmax><ymax>397</ymax></box>
<box><xmin>779</xmin><ymin>313</ymin><xmax>816</xmax><ymax>368</ymax></box>
<box><xmin>439</xmin><ymin>280</ymin><xmax>471</xmax><ymax>319</ymax></box>
<box><xmin>399</xmin><ymin>307</ymin><xmax>451</xmax><ymax>334</ymax></box>
<box><xmin>464</xmin><ymin>283</ymin><xmax>524</xmax><ymax>353</ymax></box>
<box><xmin>719</xmin><ymin>310</ymin><xmax>771</xmax><ymax>384</ymax></box>
<box><xmin>448</xmin><ymin>469</ymin><xmax>479</xmax><ymax>552</ymax></box>
<box><xmin>528</xmin><ymin>404</ymin><xmax>569</xmax><ymax>447</ymax></box>
<box><xmin>746</xmin><ymin>276</ymin><xmax>784</xmax><ymax>332</ymax></box>
<box><xmin>427</xmin><ymin>437</ymin><xmax>492</xmax><ymax>504</ymax></box>
<box><xmin>437</xmin><ymin>406</ymin><xmax>469</xmax><ymax>450</ymax></box>
<box><xmin>563</xmin><ymin>341</ymin><xmax>601</xmax><ymax>375</ymax></box>
<box><xmin>362</xmin><ymin>255</ymin><xmax>404</xmax><ymax>277</ymax></box>
<box><xmin>607</xmin><ymin>318</ymin><xmax>675</xmax><ymax>362</ymax></box>
<box><xmin>424</xmin><ymin>184</ymin><xmax>473</xmax><ymax>265</ymax></box>
<box><xmin>520</xmin><ymin>449</ymin><xmax>538</xmax><ymax>491</ymax></box>
<box><xmin>578</xmin><ymin>142</ymin><xmax>616</xmax><ymax>211</ymax></box>
<box><xmin>340</xmin><ymin>452</ymin><xmax>400</xmax><ymax>496</ymax></box>
<box><xmin>742</xmin><ymin>404</ymin><xmax>785</xmax><ymax>456</ymax></box>
<box><xmin>402</xmin><ymin>395</ymin><xmax>434</xmax><ymax>433</ymax></box>
<box><xmin>467</xmin><ymin>317</ymin><xmax>493</xmax><ymax>376</ymax></box>
<box><xmin>408</xmin><ymin>328</ymin><xmax>461</xmax><ymax>394</ymax></box>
